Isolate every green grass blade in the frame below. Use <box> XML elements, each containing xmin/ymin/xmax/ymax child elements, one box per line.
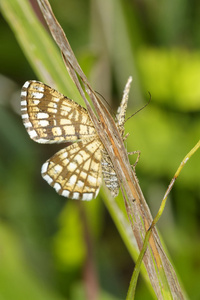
<box><xmin>0</xmin><ymin>0</ymin><xmax>82</xmax><ymax>102</ymax></box>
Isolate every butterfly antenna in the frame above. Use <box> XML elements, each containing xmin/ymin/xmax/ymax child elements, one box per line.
<box><xmin>125</xmin><ymin>92</ymin><xmax>151</xmax><ymax>123</ymax></box>
<box><xmin>95</xmin><ymin>90</ymin><xmax>115</xmax><ymax>118</ymax></box>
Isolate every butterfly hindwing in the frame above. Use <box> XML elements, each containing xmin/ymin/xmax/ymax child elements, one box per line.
<box><xmin>41</xmin><ymin>137</ymin><xmax>103</xmax><ymax>200</ymax></box>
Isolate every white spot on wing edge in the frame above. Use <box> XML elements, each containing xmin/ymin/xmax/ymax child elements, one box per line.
<box><xmin>62</xmin><ymin>190</ymin><xmax>70</xmax><ymax>197</ymax></box>
<box><xmin>54</xmin><ymin>182</ymin><xmax>61</xmax><ymax>192</ymax></box>
<box><xmin>37</xmin><ymin>138</ymin><xmax>52</xmax><ymax>144</ymax></box>
<box><xmin>72</xmin><ymin>192</ymin><xmax>80</xmax><ymax>200</ymax></box>
<box><xmin>41</xmin><ymin>162</ymin><xmax>49</xmax><ymax>174</ymax></box>
<box><xmin>24</xmin><ymin>121</ymin><xmax>32</xmax><ymax>128</ymax></box>
<box><xmin>21</xmin><ymin>91</ymin><xmax>27</xmax><ymax>98</ymax></box>
<box><xmin>82</xmin><ymin>193</ymin><xmax>94</xmax><ymax>201</ymax></box>
<box><xmin>28</xmin><ymin>130</ymin><xmax>37</xmax><ymax>139</ymax></box>
<box><xmin>22</xmin><ymin>113</ymin><xmax>29</xmax><ymax>119</ymax></box>
<box><xmin>21</xmin><ymin>100</ymin><xmax>27</xmax><ymax>106</ymax></box>
<box><xmin>23</xmin><ymin>81</ymin><xmax>31</xmax><ymax>89</ymax></box>
<box><xmin>43</xmin><ymin>174</ymin><xmax>53</xmax><ymax>184</ymax></box>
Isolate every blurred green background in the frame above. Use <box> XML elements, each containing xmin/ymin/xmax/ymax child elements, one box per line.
<box><xmin>0</xmin><ymin>0</ymin><xmax>200</xmax><ymax>299</ymax></box>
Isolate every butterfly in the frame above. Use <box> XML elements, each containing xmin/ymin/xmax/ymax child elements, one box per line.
<box><xmin>21</xmin><ymin>81</ymin><xmax>119</xmax><ymax>200</ymax></box>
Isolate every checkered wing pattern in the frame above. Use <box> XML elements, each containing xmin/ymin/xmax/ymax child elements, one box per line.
<box><xmin>21</xmin><ymin>80</ymin><xmax>125</xmax><ymax>200</ymax></box>
<box><xmin>21</xmin><ymin>81</ymin><xmax>96</xmax><ymax>144</ymax></box>
<box><xmin>41</xmin><ymin>138</ymin><xmax>103</xmax><ymax>200</ymax></box>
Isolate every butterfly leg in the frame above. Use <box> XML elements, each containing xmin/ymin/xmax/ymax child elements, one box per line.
<box><xmin>128</xmin><ymin>150</ymin><xmax>141</xmax><ymax>171</ymax></box>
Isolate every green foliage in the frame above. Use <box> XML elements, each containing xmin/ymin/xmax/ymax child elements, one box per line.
<box><xmin>138</xmin><ymin>48</ymin><xmax>200</xmax><ymax>111</ymax></box>
<box><xmin>0</xmin><ymin>223</ymin><xmax>65</xmax><ymax>300</ymax></box>
<box><xmin>0</xmin><ymin>0</ymin><xmax>199</xmax><ymax>299</ymax></box>
<box><xmin>53</xmin><ymin>202</ymin><xmax>87</xmax><ymax>270</ymax></box>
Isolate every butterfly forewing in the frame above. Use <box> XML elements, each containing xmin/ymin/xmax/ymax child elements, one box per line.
<box><xmin>21</xmin><ymin>81</ymin><xmax>96</xmax><ymax>144</ymax></box>
<box><xmin>41</xmin><ymin>137</ymin><xmax>103</xmax><ymax>200</ymax></box>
